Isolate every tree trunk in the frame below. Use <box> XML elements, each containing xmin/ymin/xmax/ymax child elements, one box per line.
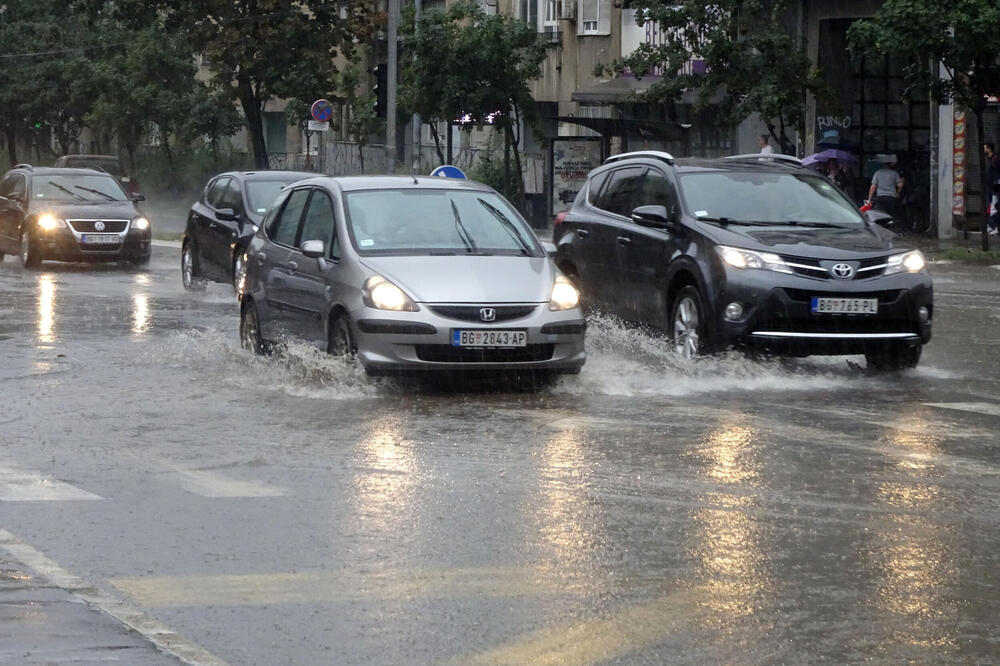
<box><xmin>508</xmin><ymin>109</ymin><xmax>525</xmax><ymax>210</ymax></box>
<box><xmin>4</xmin><ymin>127</ymin><xmax>16</xmax><ymax>165</ymax></box>
<box><xmin>239</xmin><ymin>83</ymin><xmax>269</xmax><ymax>170</ymax></box>
<box><xmin>428</xmin><ymin>121</ymin><xmax>445</xmax><ymax>164</ymax></box>
<box><xmin>358</xmin><ymin>142</ymin><xmax>365</xmax><ymax>172</ymax></box>
<box><xmin>975</xmin><ymin>104</ymin><xmax>990</xmax><ymax>251</ymax></box>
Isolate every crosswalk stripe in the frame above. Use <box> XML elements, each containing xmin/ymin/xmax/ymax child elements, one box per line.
<box><xmin>0</xmin><ymin>528</ymin><xmax>228</xmax><ymax>666</ymax></box>
<box><xmin>923</xmin><ymin>402</ymin><xmax>1000</xmax><ymax>417</ymax></box>
<box><xmin>168</xmin><ymin>469</ymin><xmax>286</xmax><ymax>498</ymax></box>
<box><xmin>0</xmin><ymin>463</ymin><xmax>102</xmax><ymax>501</ymax></box>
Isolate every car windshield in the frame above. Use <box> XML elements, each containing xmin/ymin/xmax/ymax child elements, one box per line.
<box><xmin>33</xmin><ymin>174</ymin><xmax>127</xmax><ymax>202</ymax></box>
<box><xmin>344</xmin><ymin>189</ymin><xmax>543</xmax><ymax>256</ymax></box>
<box><xmin>246</xmin><ymin>179</ymin><xmax>305</xmax><ymax>214</ymax></box>
<box><xmin>679</xmin><ymin>171</ymin><xmax>864</xmax><ymax>225</ymax></box>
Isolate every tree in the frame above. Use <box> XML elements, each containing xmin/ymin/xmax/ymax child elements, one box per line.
<box><xmin>401</xmin><ymin>2</ymin><xmax>549</xmax><ymax>202</ymax></box>
<box><xmin>618</xmin><ymin>0</ymin><xmax>827</xmax><ymax>153</ymax></box>
<box><xmin>113</xmin><ymin>0</ymin><xmax>373</xmax><ymax>169</ymax></box>
<box><xmin>335</xmin><ymin>65</ymin><xmax>384</xmax><ymax>173</ymax></box>
<box><xmin>848</xmin><ymin>1</ymin><xmax>1000</xmax><ymax>249</ymax></box>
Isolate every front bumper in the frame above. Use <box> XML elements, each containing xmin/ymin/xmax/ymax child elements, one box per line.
<box><xmin>714</xmin><ymin>267</ymin><xmax>933</xmax><ymax>355</ymax></box>
<box><xmin>34</xmin><ymin>225</ymin><xmax>151</xmax><ymax>262</ymax></box>
<box><xmin>349</xmin><ymin>303</ymin><xmax>587</xmax><ymax>375</ymax></box>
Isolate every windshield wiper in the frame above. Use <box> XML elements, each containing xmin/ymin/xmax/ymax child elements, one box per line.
<box><xmin>450</xmin><ymin>200</ymin><xmax>478</xmax><ymax>253</ymax></box>
<box><xmin>73</xmin><ymin>185</ymin><xmax>116</xmax><ymax>201</ymax></box>
<box><xmin>47</xmin><ymin>181</ymin><xmax>86</xmax><ymax>201</ymax></box>
<box><xmin>477</xmin><ymin>198</ymin><xmax>534</xmax><ymax>256</ymax></box>
<box><xmin>780</xmin><ymin>220</ymin><xmax>850</xmax><ymax>228</ymax></box>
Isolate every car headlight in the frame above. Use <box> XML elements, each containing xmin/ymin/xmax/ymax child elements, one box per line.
<box><xmin>884</xmin><ymin>250</ymin><xmax>925</xmax><ymax>275</ymax></box>
<box><xmin>362</xmin><ymin>275</ymin><xmax>418</xmax><ymax>311</ymax></box>
<box><xmin>132</xmin><ymin>217</ymin><xmax>150</xmax><ymax>231</ymax></box>
<box><xmin>716</xmin><ymin>245</ymin><xmax>792</xmax><ymax>274</ymax></box>
<box><xmin>38</xmin><ymin>214</ymin><xmax>66</xmax><ymax>231</ymax></box>
<box><xmin>549</xmin><ymin>276</ymin><xmax>580</xmax><ymax>311</ymax></box>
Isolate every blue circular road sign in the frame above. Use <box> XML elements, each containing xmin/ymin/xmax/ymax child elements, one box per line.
<box><xmin>430</xmin><ymin>165</ymin><xmax>467</xmax><ymax>179</ymax></box>
<box><xmin>311</xmin><ymin>99</ymin><xmax>333</xmax><ymax>122</ymax></box>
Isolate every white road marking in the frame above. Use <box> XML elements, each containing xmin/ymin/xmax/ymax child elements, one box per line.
<box><xmin>923</xmin><ymin>402</ymin><xmax>1000</xmax><ymax>418</ymax></box>
<box><xmin>0</xmin><ymin>528</ymin><xmax>229</xmax><ymax>666</ymax></box>
<box><xmin>169</xmin><ymin>469</ymin><xmax>286</xmax><ymax>498</ymax></box>
<box><xmin>0</xmin><ymin>464</ymin><xmax>102</xmax><ymax>501</ymax></box>
<box><xmin>151</xmin><ymin>239</ymin><xmax>182</xmax><ymax>249</ymax></box>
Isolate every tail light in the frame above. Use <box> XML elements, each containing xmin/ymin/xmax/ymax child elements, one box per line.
<box><xmin>554</xmin><ymin>212</ymin><xmax>568</xmax><ymax>228</ymax></box>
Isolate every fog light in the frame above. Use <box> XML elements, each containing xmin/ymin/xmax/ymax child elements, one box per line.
<box><xmin>918</xmin><ymin>306</ymin><xmax>929</xmax><ymax>322</ymax></box>
<box><xmin>724</xmin><ymin>302</ymin><xmax>744</xmax><ymax>321</ymax></box>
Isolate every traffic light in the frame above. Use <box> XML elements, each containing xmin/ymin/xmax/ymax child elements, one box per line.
<box><xmin>372</xmin><ymin>63</ymin><xmax>387</xmax><ymax>119</ymax></box>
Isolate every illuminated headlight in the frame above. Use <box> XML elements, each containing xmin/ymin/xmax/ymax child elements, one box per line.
<box><xmin>884</xmin><ymin>250</ymin><xmax>925</xmax><ymax>275</ymax></box>
<box><xmin>132</xmin><ymin>217</ymin><xmax>150</xmax><ymax>231</ymax></box>
<box><xmin>362</xmin><ymin>275</ymin><xmax>418</xmax><ymax>311</ymax></box>
<box><xmin>716</xmin><ymin>245</ymin><xmax>792</xmax><ymax>274</ymax></box>
<box><xmin>549</xmin><ymin>276</ymin><xmax>580</xmax><ymax>311</ymax></box>
<box><xmin>38</xmin><ymin>214</ymin><xmax>65</xmax><ymax>231</ymax></box>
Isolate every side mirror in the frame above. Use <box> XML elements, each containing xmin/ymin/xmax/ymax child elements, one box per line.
<box><xmin>301</xmin><ymin>239</ymin><xmax>325</xmax><ymax>259</ymax></box>
<box><xmin>631</xmin><ymin>205</ymin><xmax>670</xmax><ymax>228</ymax></box>
<box><xmin>216</xmin><ymin>207</ymin><xmax>237</xmax><ymax>222</ymax></box>
<box><xmin>130</xmin><ymin>193</ymin><xmax>145</xmax><ymax>202</ymax></box>
<box><xmin>864</xmin><ymin>209</ymin><xmax>893</xmax><ymax>226</ymax></box>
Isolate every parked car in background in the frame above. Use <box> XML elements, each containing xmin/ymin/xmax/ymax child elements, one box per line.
<box><xmin>238</xmin><ymin>176</ymin><xmax>586</xmax><ymax>378</ymax></box>
<box><xmin>554</xmin><ymin>151</ymin><xmax>932</xmax><ymax>371</ymax></box>
<box><xmin>0</xmin><ymin>165</ymin><xmax>150</xmax><ymax>267</ymax></box>
<box><xmin>182</xmin><ymin>170</ymin><xmax>316</xmax><ymax>290</ymax></box>
<box><xmin>53</xmin><ymin>154</ymin><xmax>141</xmax><ymax>197</ymax></box>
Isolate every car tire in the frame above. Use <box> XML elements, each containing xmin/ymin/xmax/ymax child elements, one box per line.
<box><xmin>327</xmin><ymin>314</ymin><xmax>357</xmax><ymax>357</ymax></box>
<box><xmin>19</xmin><ymin>230</ymin><xmax>40</xmax><ymax>268</ymax></box>
<box><xmin>865</xmin><ymin>343</ymin><xmax>921</xmax><ymax>372</ymax></box>
<box><xmin>181</xmin><ymin>241</ymin><xmax>205</xmax><ymax>291</ymax></box>
<box><xmin>670</xmin><ymin>285</ymin><xmax>707</xmax><ymax>359</ymax></box>
<box><xmin>232</xmin><ymin>251</ymin><xmax>244</xmax><ymax>292</ymax></box>
<box><xmin>240</xmin><ymin>300</ymin><xmax>266</xmax><ymax>355</ymax></box>
<box><xmin>0</xmin><ymin>252</ymin><xmax>5</xmax><ymax>261</ymax></box>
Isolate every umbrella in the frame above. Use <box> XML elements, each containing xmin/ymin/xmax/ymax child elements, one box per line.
<box><xmin>802</xmin><ymin>148</ymin><xmax>857</xmax><ymax>166</ymax></box>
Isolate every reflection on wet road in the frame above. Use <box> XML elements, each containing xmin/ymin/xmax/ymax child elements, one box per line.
<box><xmin>1</xmin><ymin>249</ymin><xmax>1000</xmax><ymax>664</ymax></box>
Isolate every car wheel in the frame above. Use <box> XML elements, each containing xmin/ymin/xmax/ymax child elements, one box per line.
<box><xmin>181</xmin><ymin>242</ymin><xmax>205</xmax><ymax>291</ymax></box>
<box><xmin>19</xmin><ymin>230</ymin><xmax>40</xmax><ymax>268</ymax></box>
<box><xmin>0</xmin><ymin>252</ymin><xmax>5</xmax><ymax>261</ymax></box>
<box><xmin>670</xmin><ymin>286</ymin><xmax>707</xmax><ymax>359</ymax></box>
<box><xmin>865</xmin><ymin>343</ymin><xmax>921</xmax><ymax>372</ymax></box>
<box><xmin>232</xmin><ymin>251</ymin><xmax>244</xmax><ymax>292</ymax></box>
<box><xmin>240</xmin><ymin>300</ymin><xmax>266</xmax><ymax>355</ymax></box>
<box><xmin>327</xmin><ymin>314</ymin><xmax>357</xmax><ymax>357</ymax></box>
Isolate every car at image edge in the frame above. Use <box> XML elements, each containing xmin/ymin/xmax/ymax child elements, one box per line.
<box><xmin>238</xmin><ymin>175</ymin><xmax>586</xmax><ymax>377</ymax></box>
<box><xmin>553</xmin><ymin>151</ymin><xmax>932</xmax><ymax>371</ymax></box>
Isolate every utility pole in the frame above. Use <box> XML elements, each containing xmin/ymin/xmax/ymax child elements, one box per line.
<box><xmin>386</xmin><ymin>0</ymin><xmax>399</xmax><ymax>173</ymax></box>
<box><xmin>411</xmin><ymin>0</ymin><xmax>422</xmax><ymax>173</ymax></box>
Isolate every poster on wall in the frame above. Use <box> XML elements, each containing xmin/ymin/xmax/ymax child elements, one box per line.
<box><xmin>953</xmin><ymin>110</ymin><xmax>966</xmax><ymax>217</ymax></box>
<box><xmin>551</xmin><ymin>138</ymin><xmax>604</xmax><ymax>216</ymax></box>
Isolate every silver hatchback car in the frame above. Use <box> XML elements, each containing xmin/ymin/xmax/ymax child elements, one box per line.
<box><xmin>238</xmin><ymin>176</ymin><xmax>586</xmax><ymax>376</ymax></box>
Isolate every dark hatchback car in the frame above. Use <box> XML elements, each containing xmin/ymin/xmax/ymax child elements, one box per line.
<box><xmin>182</xmin><ymin>170</ymin><xmax>315</xmax><ymax>290</ymax></box>
<box><xmin>0</xmin><ymin>165</ymin><xmax>150</xmax><ymax>268</ymax></box>
<box><xmin>554</xmin><ymin>151</ymin><xmax>932</xmax><ymax>371</ymax></box>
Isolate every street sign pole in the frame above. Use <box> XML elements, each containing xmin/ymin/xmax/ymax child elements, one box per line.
<box><xmin>386</xmin><ymin>0</ymin><xmax>399</xmax><ymax>174</ymax></box>
<box><xmin>411</xmin><ymin>0</ymin><xmax>422</xmax><ymax>173</ymax></box>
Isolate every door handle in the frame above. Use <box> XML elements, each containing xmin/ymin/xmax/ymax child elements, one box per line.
<box><xmin>616</xmin><ymin>236</ymin><xmax>632</xmax><ymax>246</ymax></box>
<box><xmin>287</xmin><ymin>261</ymin><xmax>298</xmax><ymax>272</ymax></box>
<box><xmin>256</xmin><ymin>253</ymin><xmax>266</xmax><ymax>266</ymax></box>
<box><xmin>575</xmin><ymin>229</ymin><xmax>590</xmax><ymax>238</ymax></box>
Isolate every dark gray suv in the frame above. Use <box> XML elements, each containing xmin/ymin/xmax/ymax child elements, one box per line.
<box><xmin>553</xmin><ymin>151</ymin><xmax>932</xmax><ymax>371</ymax></box>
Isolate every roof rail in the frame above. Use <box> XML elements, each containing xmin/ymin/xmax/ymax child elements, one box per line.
<box><xmin>604</xmin><ymin>150</ymin><xmax>675</xmax><ymax>165</ymax></box>
<box><xmin>725</xmin><ymin>153</ymin><xmax>802</xmax><ymax>165</ymax></box>
<box><xmin>11</xmin><ymin>163</ymin><xmax>33</xmax><ymax>171</ymax></box>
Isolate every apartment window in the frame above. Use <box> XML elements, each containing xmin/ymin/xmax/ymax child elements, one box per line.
<box><xmin>543</xmin><ymin>0</ymin><xmax>558</xmax><ymax>28</ymax></box>
<box><xmin>520</xmin><ymin>0</ymin><xmax>537</xmax><ymax>27</ymax></box>
<box><xmin>577</xmin><ymin>0</ymin><xmax>609</xmax><ymax>35</ymax></box>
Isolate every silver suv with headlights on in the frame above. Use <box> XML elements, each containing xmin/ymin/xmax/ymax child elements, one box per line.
<box><xmin>238</xmin><ymin>176</ymin><xmax>586</xmax><ymax>377</ymax></box>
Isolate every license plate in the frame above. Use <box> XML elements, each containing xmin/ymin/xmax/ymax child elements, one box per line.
<box><xmin>81</xmin><ymin>234</ymin><xmax>119</xmax><ymax>244</ymax></box>
<box><xmin>810</xmin><ymin>297</ymin><xmax>878</xmax><ymax>314</ymax></box>
<box><xmin>452</xmin><ymin>329</ymin><xmax>527</xmax><ymax>347</ymax></box>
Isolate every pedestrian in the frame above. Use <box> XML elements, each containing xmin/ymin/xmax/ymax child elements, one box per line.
<box><xmin>758</xmin><ymin>134</ymin><xmax>775</xmax><ymax>155</ymax></box>
<box><xmin>866</xmin><ymin>155</ymin><xmax>904</xmax><ymax>222</ymax></box>
<box><xmin>826</xmin><ymin>158</ymin><xmax>849</xmax><ymax>193</ymax></box>
<box><xmin>985</xmin><ymin>142</ymin><xmax>1000</xmax><ymax>235</ymax></box>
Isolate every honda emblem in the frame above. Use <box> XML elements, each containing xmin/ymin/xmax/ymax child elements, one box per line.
<box><xmin>479</xmin><ymin>307</ymin><xmax>496</xmax><ymax>322</ymax></box>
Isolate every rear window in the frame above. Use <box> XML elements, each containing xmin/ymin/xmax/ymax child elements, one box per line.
<box><xmin>62</xmin><ymin>158</ymin><xmax>122</xmax><ymax>177</ymax></box>
<box><xmin>247</xmin><ymin>179</ymin><xmax>307</xmax><ymax>215</ymax></box>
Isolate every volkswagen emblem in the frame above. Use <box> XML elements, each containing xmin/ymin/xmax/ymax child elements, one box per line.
<box><xmin>479</xmin><ymin>307</ymin><xmax>496</xmax><ymax>322</ymax></box>
<box><xmin>94</xmin><ymin>220</ymin><xmax>105</xmax><ymax>231</ymax></box>
<box><xmin>830</xmin><ymin>263</ymin><xmax>855</xmax><ymax>279</ymax></box>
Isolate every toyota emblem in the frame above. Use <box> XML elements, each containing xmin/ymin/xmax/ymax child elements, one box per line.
<box><xmin>479</xmin><ymin>307</ymin><xmax>496</xmax><ymax>322</ymax></box>
<box><xmin>831</xmin><ymin>263</ymin><xmax>855</xmax><ymax>279</ymax></box>
<box><xmin>94</xmin><ymin>220</ymin><xmax>106</xmax><ymax>231</ymax></box>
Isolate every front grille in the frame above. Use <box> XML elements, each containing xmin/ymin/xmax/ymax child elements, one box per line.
<box><xmin>67</xmin><ymin>219</ymin><xmax>128</xmax><ymax>233</ymax></box>
<box><xmin>781</xmin><ymin>254</ymin><xmax>889</xmax><ymax>280</ymax></box>
<box><xmin>428</xmin><ymin>304</ymin><xmax>538</xmax><ymax>323</ymax></box>
<box><xmin>783</xmin><ymin>289</ymin><xmax>903</xmax><ymax>304</ymax></box>
<box><xmin>414</xmin><ymin>344</ymin><xmax>554</xmax><ymax>363</ymax></box>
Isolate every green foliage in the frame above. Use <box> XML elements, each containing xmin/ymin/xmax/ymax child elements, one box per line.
<box><xmin>467</xmin><ymin>139</ymin><xmax>520</xmax><ymax>195</ymax></box>
<box><xmin>619</xmin><ymin>0</ymin><xmax>827</xmax><ymax>150</ymax></box>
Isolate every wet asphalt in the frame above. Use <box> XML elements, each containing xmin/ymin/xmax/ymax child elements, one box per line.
<box><xmin>1</xmin><ymin>246</ymin><xmax>999</xmax><ymax>665</ymax></box>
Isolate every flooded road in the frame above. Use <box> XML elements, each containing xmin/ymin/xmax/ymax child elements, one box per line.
<box><xmin>1</xmin><ymin>247</ymin><xmax>999</xmax><ymax>664</ymax></box>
